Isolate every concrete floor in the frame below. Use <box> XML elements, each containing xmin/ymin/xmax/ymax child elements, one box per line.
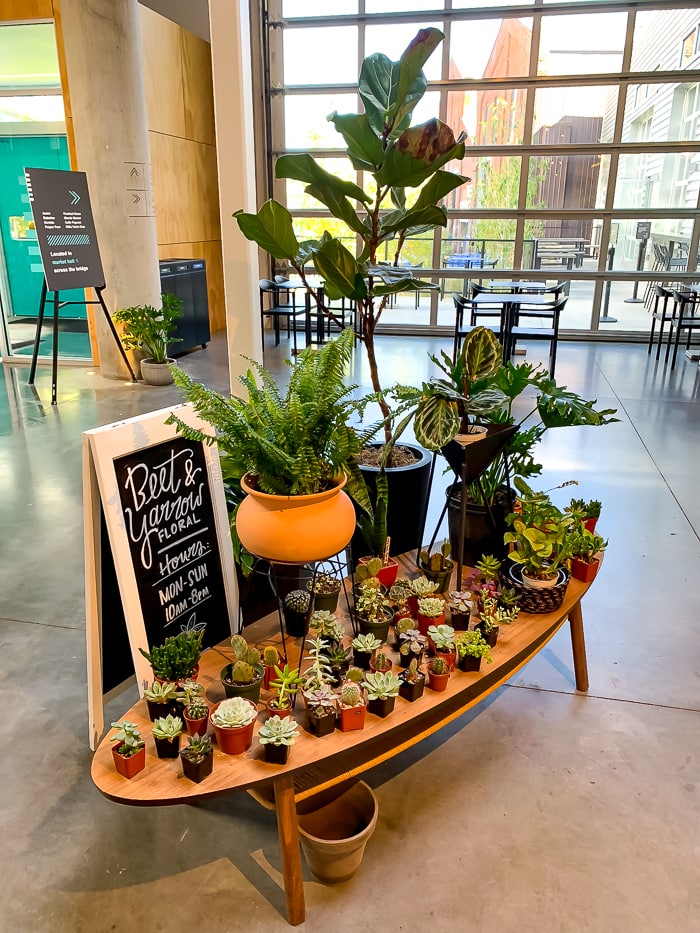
<box><xmin>1</xmin><ymin>332</ymin><xmax>700</xmax><ymax>932</ymax></box>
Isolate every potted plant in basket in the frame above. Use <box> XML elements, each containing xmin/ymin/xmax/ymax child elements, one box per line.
<box><xmin>139</xmin><ymin>628</ymin><xmax>203</xmax><ymax>685</ymax></box>
<box><xmin>221</xmin><ymin>633</ymin><xmax>264</xmax><ymax>702</ymax></box>
<box><xmin>152</xmin><ymin>714</ymin><xmax>183</xmax><ymax>759</ymax></box>
<box><xmin>454</xmin><ymin>630</ymin><xmax>492</xmax><ymax>673</ymax></box>
<box><xmin>398</xmin><ymin>658</ymin><xmax>426</xmax><ymax>702</ymax></box>
<box><xmin>338</xmin><ymin>682</ymin><xmax>367</xmax><ymax>732</ymax></box>
<box><xmin>569</xmin><ymin>527</ymin><xmax>607</xmax><ymax>583</ymax></box>
<box><xmin>211</xmin><ymin>696</ymin><xmax>258</xmax><ymax>755</ymax></box>
<box><xmin>114</xmin><ymin>292</ymin><xmax>183</xmax><ymax>385</ymax></box>
<box><xmin>258</xmin><ymin>715</ymin><xmax>300</xmax><ymax>765</ymax></box>
<box><xmin>169</xmin><ymin>328</ymin><xmax>378</xmax><ymax>565</ymax></box>
<box><xmin>180</xmin><ymin>732</ymin><xmax>214</xmax><ymax>784</ymax></box>
<box><xmin>362</xmin><ymin>670</ymin><xmax>402</xmax><ymax>719</ymax></box>
<box><xmin>110</xmin><ymin>720</ymin><xmax>146</xmax><ymax>779</ymax></box>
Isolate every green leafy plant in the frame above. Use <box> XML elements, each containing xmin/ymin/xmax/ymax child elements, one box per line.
<box><xmin>139</xmin><ymin>630</ymin><xmax>203</xmax><ymax>682</ymax></box>
<box><xmin>110</xmin><ymin>720</ymin><xmax>144</xmax><ymax>757</ymax></box>
<box><xmin>234</xmin><ymin>28</ymin><xmax>467</xmax><ymax>443</ymax></box>
<box><xmin>504</xmin><ymin>480</ymin><xmax>577</xmax><ymax>579</ymax></box>
<box><xmin>479</xmin><ymin>594</ymin><xmax>519</xmax><ymax>632</ymax></box>
<box><xmin>185</xmin><ymin>696</ymin><xmax>208</xmax><ymax>720</ymax></box>
<box><xmin>302</xmin><ymin>637</ymin><xmax>333</xmax><ymax>692</ymax></box>
<box><xmin>257</xmin><ymin>715</ymin><xmax>300</xmax><ymax>746</ymax></box>
<box><xmin>113</xmin><ymin>292</ymin><xmax>182</xmax><ymax>363</ymax></box>
<box><xmin>211</xmin><ymin>697</ymin><xmax>257</xmax><ymax>729</ymax></box>
<box><xmin>570</xmin><ymin>527</ymin><xmax>607</xmax><ymax>563</ymax></box>
<box><xmin>270</xmin><ymin>664</ymin><xmax>305</xmax><ymax>707</ymax></box>
<box><xmin>362</xmin><ymin>670</ymin><xmax>401</xmax><ymax>701</ymax></box>
<box><xmin>388</xmin><ymin>579</ymin><xmax>412</xmax><ymax>606</ymax></box>
<box><xmin>567</xmin><ymin>497</ymin><xmax>602</xmax><ymax>520</ymax></box>
<box><xmin>152</xmin><ymin>714</ymin><xmax>183</xmax><ymax>741</ymax></box>
<box><xmin>168</xmin><ymin>328</ymin><xmax>376</xmax><ymax>497</ymax></box>
<box><xmin>454</xmin><ymin>630</ymin><xmax>492</xmax><ymax>662</ymax></box>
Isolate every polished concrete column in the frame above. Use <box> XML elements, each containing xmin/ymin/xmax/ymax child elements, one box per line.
<box><xmin>58</xmin><ymin>0</ymin><xmax>160</xmax><ymax>379</ymax></box>
<box><xmin>209</xmin><ymin>0</ymin><xmax>262</xmax><ymax>389</ymax></box>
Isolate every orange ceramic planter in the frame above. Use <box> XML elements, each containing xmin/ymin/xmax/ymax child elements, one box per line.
<box><xmin>236</xmin><ymin>474</ymin><xmax>356</xmax><ymax>563</ymax></box>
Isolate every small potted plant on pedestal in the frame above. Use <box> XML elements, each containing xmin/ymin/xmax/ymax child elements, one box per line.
<box><xmin>416</xmin><ymin>595</ymin><xmax>446</xmax><ymax>636</ymax></box>
<box><xmin>455</xmin><ymin>630</ymin><xmax>492</xmax><ymax>672</ymax></box>
<box><xmin>110</xmin><ymin>720</ymin><xmax>146</xmax><ymax>779</ymax></box>
<box><xmin>418</xmin><ymin>542</ymin><xmax>454</xmax><ymax>594</ymax></box>
<box><xmin>211</xmin><ymin>696</ymin><xmax>258</xmax><ymax>755</ymax></box>
<box><xmin>258</xmin><ymin>715</ymin><xmax>300</xmax><ymax>765</ymax></box>
<box><xmin>307</xmin><ymin>572</ymin><xmax>343</xmax><ymax>612</ymax></box>
<box><xmin>427</xmin><ymin>623</ymin><xmax>457</xmax><ymax>670</ymax></box>
<box><xmin>152</xmin><ymin>713</ymin><xmax>183</xmax><ymax>759</ymax></box>
<box><xmin>221</xmin><ymin>633</ymin><xmax>264</xmax><ymax>702</ymax></box>
<box><xmin>139</xmin><ymin>628</ymin><xmax>203</xmax><ymax>685</ymax></box>
<box><xmin>362</xmin><ymin>670</ymin><xmax>401</xmax><ymax>718</ymax></box>
<box><xmin>352</xmin><ymin>632</ymin><xmax>382</xmax><ymax>670</ymax></box>
<box><xmin>180</xmin><ymin>732</ymin><xmax>214</xmax><ymax>783</ymax></box>
<box><xmin>338</xmin><ymin>682</ymin><xmax>367</xmax><ymax>732</ymax></box>
<box><xmin>399</xmin><ymin>658</ymin><xmax>426</xmax><ymax>702</ymax></box>
<box><xmin>267</xmin><ymin>663</ymin><xmax>305</xmax><ymax>717</ymax></box>
<box><xmin>427</xmin><ymin>656</ymin><xmax>451</xmax><ymax>692</ymax></box>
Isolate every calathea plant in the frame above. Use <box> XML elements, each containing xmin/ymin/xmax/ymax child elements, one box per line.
<box><xmin>234</xmin><ymin>28</ymin><xmax>467</xmax><ymax>443</ymax></box>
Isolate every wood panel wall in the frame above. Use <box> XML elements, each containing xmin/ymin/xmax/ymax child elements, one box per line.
<box><xmin>139</xmin><ymin>5</ymin><xmax>224</xmax><ymax>331</ymax></box>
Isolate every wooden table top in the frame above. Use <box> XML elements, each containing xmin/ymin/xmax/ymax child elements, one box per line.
<box><xmin>91</xmin><ymin>556</ymin><xmax>592</xmax><ymax>807</ymax></box>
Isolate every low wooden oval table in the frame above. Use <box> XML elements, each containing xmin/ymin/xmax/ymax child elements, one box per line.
<box><xmin>91</xmin><ymin>556</ymin><xmax>592</xmax><ymax>925</ymax></box>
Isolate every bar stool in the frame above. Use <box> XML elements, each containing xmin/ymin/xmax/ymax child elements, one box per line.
<box><xmin>667</xmin><ymin>290</ymin><xmax>700</xmax><ymax>369</ymax></box>
<box><xmin>647</xmin><ymin>285</ymin><xmax>673</xmax><ymax>361</ymax></box>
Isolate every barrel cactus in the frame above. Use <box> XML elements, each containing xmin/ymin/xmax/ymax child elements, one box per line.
<box><xmin>341</xmin><ymin>683</ymin><xmax>362</xmax><ymax>707</ymax></box>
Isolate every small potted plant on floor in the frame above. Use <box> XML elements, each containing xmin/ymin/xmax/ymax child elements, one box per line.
<box><xmin>427</xmin><ymin>622</ymin><xmax>456</xmax><ymax>670</ymax></box>
<box><xmin>416</xmin><ymin>595</ymin><xmax>446</xmax><ymax>636</ymax></box>
<box><xmin>398</xmin><ymin>658</ymin><xmax>426</xmax><ymax>702</ymax></box>
<box><xmin>307</xmin><ymin>572</ymin><xmax>343</xmax><ymax>612</ymax></box>
<box><xmin>355</xmin><ymin>580</ymin><xmax>392</xmax><ymax>643</ymax></box>
<box><xmin>152</xmin><ymin>713</ymin><xmax>183</xmax><ymax>759</ymax></box>
<box><xmin>397</xmin><ymin>629</ymin><xmax>427</xmax><ymax>669</ymax></box>
<box><xmin>427</xmin><ymin>655</ymin><xmax>451</xmax><ymax>692</ymax></box>
<box><xmin>211</xmin><ymin>696</ymin><xmax>258</xmax><ymax>755</ymax></box>
<box><xmin>268</xmin><ymin>663</ymin><xmax>305</xmax><ymax>717</ymax></box>
<box><xmin>454</xmin><ymin>630</ymin><xmax>492</xmax><ymax>672</ymax></box>
<box><xmin>139</xmin><ymin>628</ymin><xmax>203</xmax><ymax>685</ymax></box>
<box><xmin>113</xmin><ymin>292</ymin><xmax>183</xmax><ymax>385</ymax></box>
<box><xmin>258</xmin><ymin>715</ymin><xmax>300</xmax><ymax>765</ymax></box>
<box><xmin>362</xmin><ymin>670</ymin><xmax>401</xmax><ymax>718</ymax></box>
<box><xmin>143</xmin><ymin>680</ymin><xmax>180</xmax><ymax>722</ymax></box>
<box><xmin>338</xmin><ymin>682</ymin><xmax>367</xmax><ymax>732</ymax></box>
<box><xmin>221</xmin><ymin>633</ymin><xmax>264</xmax><ymax>702</ymax></box>
<box><xmin>180</xmin><ymin>732</ymin><xmax>214</xmax><ymax>783</ymax></box>
<box><xmin>570</xmin><ymin>527</ymin><xmax>607</xmax><ymax>583</ymax></box>
<box><xmin>352</xmin><ymin>632</ymin><xmax>382</xmax><ymax>670</ymax></box>
<box><xmin>418</xmin><ymin>541</ymin><xmax>454</xmax><ymax>594</ymax></box>
<box><xmin>305</xmin><ymin>683</ymin><xmax>338</xmax><ymax>737</ymax></box>
<box><xmin>110</xmin><ymin>720</ymin><xmax>146</xmax><ymax>779</ymax></box>
<box><xmin>283</xmin><ymin>589</ymin><xmax>312</xmax><ymax>638</ymax></box>
<box><xmin>262</xmin><ymin>646</ymin><xmax>280</xmax><ymax>690</ymax></box>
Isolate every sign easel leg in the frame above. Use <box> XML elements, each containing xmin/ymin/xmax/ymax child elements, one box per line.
<box><xmin>51</xmin><ymin>289</ymin><xmax>60</xmax><ymax>405</ymax></box>
<box><xmin>28</xmin><ymin>280</ymin><xmax>48</xmax><ymax>386</ymax></box>
<box><xmin>96</xmin><ymin>286</ymin><xmax>137</xmax><ymax>382</ymax></box>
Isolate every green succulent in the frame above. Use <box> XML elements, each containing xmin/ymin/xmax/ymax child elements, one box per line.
<box><xmin>418</xmin><ymin>597</ymin><xmax>444</xmax><ymax>618</ymax></box>
<box><xmin>427</xmin><ymin>623</ymin><xmax>455</xmax><ymax>650</ymax></box>
<box><xmin>143</xmin><ymin>680</ymin><xmax>178</xmax><ymax>704</ymax></box>
<box><xmin>362</xmin><ymin>670</ymin><xmax>401</xmax><ymax>701</ymax></box>
<box><xmin>263</xmin><ymin>646</ymin><xmax>280</xmax><ymax>667</ymax></box>
<box><xmin>455</xmin><ymin>631</ymin><xmax>492</xmax><ymax>661</ymax></box>
<box><xmin>270</xmin><ymin>663</ymin><xmax>305</xmax><ymax>706</ymax></box>
<box><xmin>410</xmin><ymin>576</ymin><xmax>437</xmax><ymax>597</ymax></box>
<box><xmin>257</xmin><ymin>715</ymin><xmax>300</xmax><ymax>747</ymax></box>
<box><xmin>180</xmin><ymin>732</ymin><xmax>213</xmax><ymax>761</ymax></box>
<box><xmin>371</xmin><ymin>651</ymin><xmax>392</xmax><ymax>672</ymax></box>
<box><xmin>310</xmin><ymin>610</ymin><xmax>344</xmax><ymax>642</ymax></box>
<box><xmin>429</xmin><ymin>656</ymin><xmax>449</xmax><ymax>676</ymax></box>
<box><xmin>345</xmin><ymin>667</ymin><xmax>364</xmax><ymax>683</ymax></box>
<box><xmin>110</xmin><ymin>720</ymin><xmax>144</xmax><ymax>756</ymax></box>
<box><xmin>185</xmin><ymin>697</ymin><xmax>208</xmax><ymax>720</ymax></box>
<box><xmin>419</xmin><ymin>541</ymin><xmax>452</xmax><ymax>572</ymax></box>
<box><xmin>139</xmin><ymin>629</ymin><xmax>203</xmax><ymax>682</ymax></box>
<box><xmin>352</xmin><ymin>632</ymin><xmax>382</xmax><ymax>653</ymax></box>
<box><xmin>212</xmin><ymin>697</ymin><xmax>258</xmax><ymax>728</ymax></box>
<box><xmin>340</xmin><ymin>683</ymin><xmax>363</xmax><ymax>707</ymax></box>
<box><xmin>285</xmin><ymin>589</ymin><xmax>311</xmax><ymax>613</ymax></box>
<box><xmin>152</xmin><ymin>714</ymin><xmax>183</xmax><ymax>741</ymax></box>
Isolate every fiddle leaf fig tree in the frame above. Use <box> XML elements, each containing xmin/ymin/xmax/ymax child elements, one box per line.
<box><xmin>234</xmin><ymin>28</ymin><xmax>467</xmax><ymax>441</ymax></box>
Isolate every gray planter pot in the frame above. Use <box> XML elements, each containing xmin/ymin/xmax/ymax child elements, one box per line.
<box><xmin>140</xmin><ymin>358</ymin><xmax>175</xmax><ymax>385</ymax></box>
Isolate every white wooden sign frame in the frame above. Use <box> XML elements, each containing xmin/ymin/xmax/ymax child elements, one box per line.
<box><xmin>83</xmin><ymin>404</ymin><xmax>238</xmax><ymax>749</ymax></box>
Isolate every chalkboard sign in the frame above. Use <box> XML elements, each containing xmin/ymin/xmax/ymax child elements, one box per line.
<box><xmin>113</xmin><ymin>436</ymin><xmax>230</xmax><ymax>648</ymax></box>
<box><xmin>25</xmin><ymin>167</ymin><xmax>104</xmax><ymax>291</ymax></box>
<box><xmin>84</xmin><ymin>404</ymin><xmax>237</xmax><ymax>747</ymax></box>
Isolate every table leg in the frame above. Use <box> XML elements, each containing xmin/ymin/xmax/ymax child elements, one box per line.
<box><xmin>273</xmin><ymin>775</ymin><xmax>305</xmax><ymax>926</ymax></box>
<box><xmin>568</xmin><ymin>601</ymin><xmax>589</xmax><ymax>692</ymax></box>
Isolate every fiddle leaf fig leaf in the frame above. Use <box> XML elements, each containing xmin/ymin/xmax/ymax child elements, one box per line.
<box><xmin>376</xmin><ymin>123</ymin><xmax>466</xmax><ymax>188</ymax></box>
<box><xmin>394</xmin><ymin>28</ymin><xmax>444</xmax><ymax>128</ymax></box>
<box><xmin>234</xmin><ymin>201</ymin><xmax>298</xmax><ymax>260</ymax></box>
<box><xmin>413</xmin><ymin>171</ymin><xmax>469</xmax><ymax>211</ymax></box>
<box><xmin>328</xmin><ymin>112</ymin><xmax>384</xmax><ymax>170</ymax></box>
<box><xmin>312</xmin><ymin>239</ymin><xmax>367</xmax><ymax>300</ymax></box>
<box><xmin>276</xmin><ymin>153</ymin><xmax>369</xmax><ymax>203</ymax></box>
<box><xmin>305</xmin><ymin>184</ymin><xmax>370</xmax><ymax>236</ymax></box>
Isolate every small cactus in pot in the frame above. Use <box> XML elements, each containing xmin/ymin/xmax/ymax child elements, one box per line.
<box><xmin>283</xmin><ymin>589</ymin><xmax>311</xmax><ymax>638</ymax></box>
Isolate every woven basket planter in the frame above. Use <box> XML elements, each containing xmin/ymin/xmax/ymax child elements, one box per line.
<box><xmin>507</xmin><ymin>563</ymin><xmax>570</xmax><ymax>614</ymax></box>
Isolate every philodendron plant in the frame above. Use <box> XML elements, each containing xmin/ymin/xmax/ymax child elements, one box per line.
<box><xmin>234</xmin><ymin>28</ymin><xmax>467</xmax><ymax>441</ymax></box>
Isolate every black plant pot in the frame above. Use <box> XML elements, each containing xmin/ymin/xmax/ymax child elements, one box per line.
<box><xmin>357</xmin><ymin>613</ymin><xmax>392</xmax><ymax>644</ymax></box>
<box><xmin>399</xmin><ymin>675</ymin><xmax>426</xmax><ymax>702</ymax></box>
<box><xmin>180</xmin><ymin>750</ymin><xmax>214</xmax><ymax>783</ymax></box>
<box><xmin>221</xmin><ymin>663</ymin><xmax>264</xmax><ymax>703</ymax></box>
<box><xmin>367</xmin><ymin>695</ymin><xmax>396</xmax><ymax>718</ymax></box>
<box><xmin>284</xmin><ymin>608</ymin><xmax>311</xmax><ymax>638</ymax></box>
<box><xmin>457</xmin><ymin>653</ymin><xmax>482</xmax><ymax>673</ymax></box>
<box><xmin>475</xmin><ymin>622</ymin><xmax>499</xmax><ymax>648</ymax></box>
<box><xmin>264</xmin><ymin>743</ymin><xmax>291</xmax><ymax>765</ymax></box>
<box><xmin>307</xmin><ymin>707</ymin><xmax>337</xmax><ymax>737</ymax></box>
<box><xmin>447</xmin><ymin>487</ymin><xmax>511</xmax><ymax>567</ymax></box>
<box><xmin>146</xmin><ymin>699</ymin><xmax>181</xmax><ymax>722</ymax></box>
<box><xmin>351</xmin><ymin>443</ymin><xmax>432</xmax><ymax>558</ymax></box>
<box><xmin>154</xmin><ymin>735</ymin><xmax>181</xmax><ymax>759</ymax></box>
<box><xmin>353</xmin><ymin>649</ymin><xmax>372</xmax><ymax>670</ymax></box>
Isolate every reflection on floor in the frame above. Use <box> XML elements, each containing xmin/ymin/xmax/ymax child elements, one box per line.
<box><xmin>1</xmin><ymin>332</ymin><xmax>700</xmax><ymax>932</ymax></box>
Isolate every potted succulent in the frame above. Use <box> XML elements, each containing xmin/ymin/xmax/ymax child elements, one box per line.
<box><xmin>139</xmin><ymin>628</ymin><xmax>203</xmax><ymax>685</ymax></box>
<box><xmin>475</xmin><ymin>594</ymin><xmax>519</xmax><ymax>648</ymax></box>
<box><xmin>447</xmin><ymin>591</ymin><xmax>473</xmax><ymax>631</ymax></box>
<box><xmin>152</xmin><ymin>714</ymin><xmax>183</xmax><ymax>759</ymax></box>
<box><xmin>114</xmin><ymin>292</ymin><xmax>183</xmax><ymax>385</ymax></box>
<box><xmin>351</xmin><ymin>632</ymin><xmax>382</xmax><ymax>670</ymax></box>
<box><xmin>309</xmin><ymin>610</ymin><xmax>345</xmax><ymax>648</ymax></box>
<box><xmin>182</xmin><ymin>682</ymin><xmax>209</xmax><ymax>736</ymax></box>
<box><xmin>356</xmin><ymin>553</ymin><xmax>399</xmax><ymax>590</ymax></box>
<box><xmin>362</xmin><ymin>670</ymin><xmax>402</xmax><ymax>719</ymax></box>
<box><xmin>268</xmin><ymin>663</ymin><xmax>305</xmax><ymax>717</ymax></box>
<box><xmin>143</xmin><ymin>680</ymin><xmax>180</xmax><ymax>722</ymax></box>
<box><xmin>416</xmin><ymin>595</ymin><xmax>446</xmax><ymax>636</ymax></box>
<box><xmin>302</xmin><ymin>637</ymin><xmax>334</xmax><ymax>697</ymax></box>
<box><xmin>398</xmin><ymin>658</ymin><xmax>426</xmax><ymax>703</ymax></box>
<box><xmin>397</xmin><ymin>629</ymin><xmax>427</xmax><ymax>669</ymax></box>
<box><xmin>169</xmin><ymin>328</ymin><xmax>377</xmax><ymax>564</ymax></box>
<box><xmin>258</xmin><ymin>715</ymin><xmax>300</xmax><ymax>765</ymax></box>
<box><xmin>220</xmin><ymin>633</ymin><xmax>264</xmax><ymax>702</ymax></box>
<box><xmin>180</xmin><ymin>732</ymin><xmax>214</xmax><ymax>784</ymax></box>
<box><xmin>454</xmin><ymin>630</ymin><xmax>493</xmax><ymax>673</ymax></box>
<box><xmin>570</xmin><ymin>528</ymin><xmax>607</xmax><ymax>583</ymax></box>
<box><xmin>417</xmin><ymin>542</ymin><xmax>454</xmax><ymax>594</ymax></box>
<box><xmin>262</xmin><ymin>646</ymin><xmax>280</xmax><ymax>691</ymax></box>
<box><xmin>369</xmin><ymin>649</ymin><xmax>393</xmax><ymax>674</ymax></box>
<box><xmin>427</xmin><ymin>623</ymin><xmax>456</xmax><ymax>670</ymax></box>
<box><xmin>210</xmin><ymin>696</ymin><xmax>258</xmax><ymax>755</ymax></box>
<box><xmin>307</xmin><ymin>573</ymin><xmax>343</xmax><ymax>612</ymax></box>
<box><xmin>427</xmin><ymin>655</ymin><xmax>451</xmax><ymax>692</ymax></box>
<box><xmin>389</xmin><ymin>579</ymin><xmax>413</xmax><ymax>628</ymax></box>
<box><xmin>305</xmin><ymin>684</ymin><xmax>338</xmax><ymax>738</ymax></box>
<box><xmin>110</xmin><ymin>720</ymin><xmax>146</xmax><ymax>779</ymax></box>
<box><xmin>407</xmin><ymin>575</ymin><xmax>437</xmax><ymax>616</ymax></box>
<box><xmin>354</xmin><ymin>581</ymin><xmax>392</xmax><ymax>643</ymax></box>
<box><xmin>323</xmin><ymin>642</ymin><xmax>352</xmax><ymax>686</ymax></box>
<box><xmin>567</xmin><ymin>497</ymin><xmax>602</xmax><ymax>533</ymax></box>
<box><xmin>338</xmin><ymin>682</ymin><xmax>367</xmax><ymax>732</ymax></box>
<box><xmin>283</xmin><ymin>589</ymin><xmax>312</xmax><ymax>638</ymax></box>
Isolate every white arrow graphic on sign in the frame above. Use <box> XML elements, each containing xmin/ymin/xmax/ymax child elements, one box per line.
<box><xmin>69</xmin><ymin>190</ymin><xmax>80</xmax><ymax>205</ymax></box>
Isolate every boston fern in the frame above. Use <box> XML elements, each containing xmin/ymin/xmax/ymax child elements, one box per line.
<box><xmin>168</xmin><ymin>328</ymin><xmax>377</xmax><ymax>496</ymax></box>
